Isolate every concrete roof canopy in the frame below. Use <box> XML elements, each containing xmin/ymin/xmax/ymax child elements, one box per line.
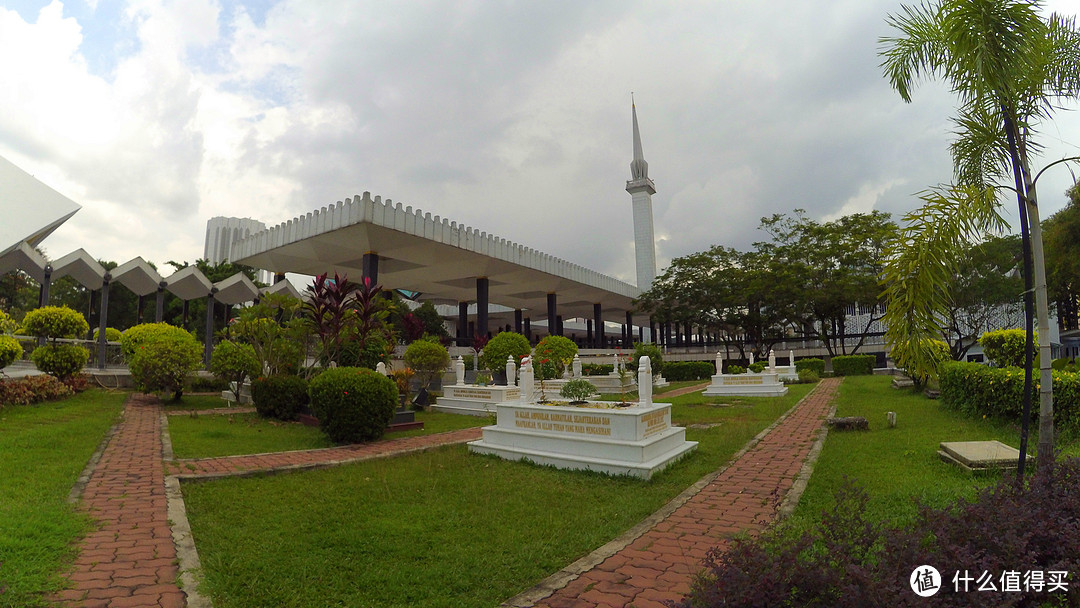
<box><xmin>111</xmin><ymin>257</ymin><xmax>164</xmax><ymax>296</ymax></box>
<box><xmin>263</xmin><ymin>279</ymin><xmax>302</xmax><ymax>300</ymax></box>
<box><xmin>0</xmin><ymin>155</ymin><xmax>81</xmax><ymax>257</ymax></box>
<box><xmin>165</xmin><ymin>266</ymin><xmax>214</xmax><ymax>301</ymax></box>
<box><xmin>52</xmin><ymin>248</ymin><xmax>106</xmax><ymax>289</ymax></box>
<box><xmin>232</xmin><ymin>191</ymin><xmax>646</xmax><ymax>323</ymax></box>
<box><xmin>0</xmin><ymin>241</ymin><xmax>48</xmax><ymax>283</ymax></box>
<box><xmin>213</xmin><ymin>273</ymin><xmax>259</xmax><ymax>305</ymax></box>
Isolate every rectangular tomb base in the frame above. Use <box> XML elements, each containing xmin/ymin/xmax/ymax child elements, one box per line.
<box><xmin>702</xmin><ymin>373</ymin><xmax>789</xmax><ymax>397</ymax></box>
<box><xmin>468</xmin><ymin>401</ymin><xmax>698</xmax><ymax>479</ymax></box>
<box><xmin>432</xmin><ymin>384</ymin><xmax>521</xmax><ymax>417</ymax></box>
<box><xmin>939</xmin><ymin>440</ymin><xmax>1021</xmax><ymax>472</ymax></box>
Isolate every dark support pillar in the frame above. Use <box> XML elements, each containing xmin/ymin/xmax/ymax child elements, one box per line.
<box><xmin>155</xmin><ymin>282</ymin><xmax>166</xmax><ymax>323</ymax></box>
<box><xmin>362</xmin><ymin>252</ymin><xmax>379</xmax><ymax>285</ymax></box>
<box><xmin>586</xmin><ymin>320</ymin><xmax>593</xmax><ymax>345</ymax></box>
<box><xmin>638</xmin><ymin>326</ymin><xmax>644</xmax><ymax>342</ymax></box>
<box><xmin>97</xmin><ymin>275</ymin><xmax>111</xmax><ymax>370</ymax></box>
<box><xmin>476</xmin><ymin>277</ymin><xmax>489</xmax><ymax>339</ymax></box>
<box><xmin>621</xmin><ymin>324</ymin><xmax>628</xmax><ymax>347</ymax></box>
<box><xmin>40</xmin><ymin>265</ymin><xmax>52</xmax><ymax>307</ymax></box>
<box><xmin>137</xmin><ymin>295</ymin><xmax>145</xmax><ymax>324</ymax></box>
<box><xmin>225</xmin><ymin>305</ymin><xmax>233</xmax><ymax>329</ymax></box>
<box><xmin>593</xmin><ymin>303</ymin><xmax>603</xmax><ymax>348</ymax></box>
<box><xmin>649</xmin><ymin>319</ymin><xmax>656</xmax><ymax>344</ymax></box>
<box><xmin>468</xmin><ymin>321</ymin><xmax>475</xmax><ymax>338</ymax></box>
<box><xmin>514</xmin><ymin>309</ymin><xmax>523</xmax><ymax>334</ymax></box>
<box><xmin>556</xmin><ymin>316</ymin><xmax>563</xmax><ymax>336</ymax></box>
<box><xmin>524</xmin><ymin>318</ymin><xmax>531</xmax><ymax>341</ymax></box>
<box><xmin>626</xmin><ymin>311</ymin><xmax>634</xmax><ymax>347</ymax></box>
<box><xmin>204</xmin><ymin>290</ymin><xmax>217</xmax><ymax>366</ymax></box>
<box><xmin>274</xmin><ymin>272</ymin><xmax>286</xmax><ymax>284</ymax></box>
<box><xmin>547</xmin><ymin>293</ymin><xmax>557</xmax><ymax>337</ymax></box>
<box><xmin>458</xmin><ymin>302</ymin><xmax>469</xmax><ymax>347</ymax></box>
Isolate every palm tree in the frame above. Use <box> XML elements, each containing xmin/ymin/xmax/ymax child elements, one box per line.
<box><xmin>880</xmin><ymin>0</ymin><xmax>1080</xmax><ymax>472</ymax></box>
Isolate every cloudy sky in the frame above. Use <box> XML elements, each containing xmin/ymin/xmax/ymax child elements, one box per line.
<box><xmin>3</xmin><ymin>0</ymin><xmax>1080</xmax><ymax>287</ymax></box>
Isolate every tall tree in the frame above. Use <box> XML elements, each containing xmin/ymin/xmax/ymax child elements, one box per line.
<box><xmin>944</xmin><ymin>234</ymin><xmax>1024</xmax><ymax>360</ymax></box>
<box><xmin>1044</xmin><ymin>182</ymin><xmax>1080</xmax><ymax>333</ymax></box>
<box><xmin>881</xmin><ymin>0</ymin><xmax>1080</xmax><ymax>470</ymax></box>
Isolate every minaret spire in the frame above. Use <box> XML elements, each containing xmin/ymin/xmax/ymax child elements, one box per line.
<box><xmin>626</xmin><ymin>97</ymin><xmax>657</xmax><ymax>291</ymax></box>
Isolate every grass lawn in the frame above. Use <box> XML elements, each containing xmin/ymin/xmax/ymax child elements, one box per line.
<box><xmin>786</xmin><ymin>374</ymin><xmax>1080</xmax><ymax>532</ymax></box>
<box><xmin>167</xmin><ymin>410</ymin><xmax>491</xmax><ymax>459</ymax></box>
<box><xmin>159</xmin><ymin>393</ymin><xmax>235</xmax><ymax>411</ymax></box>
<box><xmin>181</xmin><ymin>383</ymin><xmax>815</xmax><ymax>608</ymax></box>
<box><xmin>0</xmin><ymin>390</ymin><xmax>127</xmax><ymax>607</ymax></box>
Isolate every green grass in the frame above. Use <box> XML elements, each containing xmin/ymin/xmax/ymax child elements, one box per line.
<box><xmin>160</xmin><ymin>394</ymin><xmax>235</xmax><ymax>411</ymax></box>
<box><xmin>0</xmin><ymin>390</ymin><xmax>126</xmax><ymax>607</ymax></box>
<box><xmin>787</xmin><ymin>374</ymin><xmax>1080</xmax><ymax>532</ymax></box>
<box><xmin>181</xmin><ymin>384</ymin><xmax>815</xmax><ymax>608</ymax></box>
<box><xmin>167</xmin><ymin>410</ymin><xmax>491</xmax><ymax>459</ymax></box>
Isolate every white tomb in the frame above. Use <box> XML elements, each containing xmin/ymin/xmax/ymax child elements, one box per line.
<box><xmin>468</xmin><ymin>357</ymin><xmax>697</xmax><ymax>479</ymax></box>
<box><xmin>703</xmin><ymin>351</ymin><xmax>788</xmax><ymax>397</ymax></box>
<box><xmin>432</xmin><ymin>355</ymin><xmax>521</xmax><ymax>416</ymax></box>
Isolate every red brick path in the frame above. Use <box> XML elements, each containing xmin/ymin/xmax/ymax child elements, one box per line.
<box><xmin>532</xmin><ymin>377</ymin><xmax>841</xmax><ymax>608</ymax></box>
<box><xmin>166</xmin><ymin>427</ymin><xmax>482</xmax><ymax>479</ymax></box>
<box><xmin>56</xmin><ymin>394</ymin><xmax>184</xmax><ymax>608</ymax></box>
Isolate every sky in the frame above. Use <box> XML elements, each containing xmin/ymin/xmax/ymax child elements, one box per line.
<box><xmin>2</xmin><ymin>0</ymin><xmax>1080</xmax><ymax>288</ymax></box>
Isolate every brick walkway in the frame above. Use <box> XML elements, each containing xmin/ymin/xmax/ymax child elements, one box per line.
<box><xmin>166</xmin><ymin>427</ymin><xmax>483</xmax><ymax>479</ymax></box>
<box><xmin>530</xmin><ymin>377</ymin><xmax>842</xmax><ymax>608</ymax></box>
<box><xmin>56</xmin><ymin>394</ymin><xmax>184</xmax><ymax>608</ymax></box>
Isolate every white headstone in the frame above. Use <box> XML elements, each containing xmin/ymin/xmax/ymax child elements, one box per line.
<box><xmin>790</xmin><ymin>350</ymin><xmax>795</xmax><ymax>368</ymax></box>
<box><xmin>519</xmin><ymin>356</ymin><xmax>534</xmax><ymax>402</ymax></box>
<box><xmin>376</xmin><ymin>362</ymin><xmax>388</xmax><ymax>376</ymax></box>
<box><xmin>715</xmin><ymin>351</ymin><xmax>724</xmax><ymax>374</ymax></box>
<box><xmin>768</xmin><ymin>350</ymin><xmax>776</xmax><ymax>372</ymax></box>
<box><xmin>638</xmin><ymin>356</ymin><xmax>653</xmax><ymax>406</ymax></box>
<box><xmin>572</xmin><ymin>354</ymin><xmax>582</xmax><ymax>378</ymax></box>
<box><xmin>455</xmin><ymin>356</ymin><xmax>466</xmax><ymax>386</ymax></box>
<box><xmin>749</xmin><ymin>352</ymin><xmax>755</xmax><ymax>366</ymax></box>
<box><xmin>506</xmin><ymin>355</ymin><xmax>516</xmax><ymax>386</ymax></box>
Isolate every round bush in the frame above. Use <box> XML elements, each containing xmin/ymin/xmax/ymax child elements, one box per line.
<box><xmin>0</xmin><ymin>335</ymin><xmax>23</xmax><ymax>369</ymax></box>
<box><xmin>980</xmin><ymin>329</ymin><xmax>1037</xmax><ymax>368</ymax></box>
<box><xmin>309</xmin><ymin>367</ymin><xmax>398</xmax><ymax>443</ymax></box>
<box><xmin>128</xmin><ymin>331</ymin><xmax>202</xmax><ymax>400</ymax></box>
<box><xmin>631</xmin><ymin>342</ymin><xmax>664</xmax><ymax>377</ymax></box>
<box><xmin>93</xmin><ymin>327</ymin><xmax>124</xmax><ymax>342</ymax></box>
<box><xmin>31</xmin><ymin>343</ymin><xmax>89</xmax><ymax>379</ymax></box>
<box><xmin>210</xmin><ymin>340</ymin><xmax>261</xmax><ymax>401</ymax></box>
<box><xmin>23</xmin><ymin>306</ymin><xmax>89</xmax><ymax>340</ymax></box>
<box><xmin>560</xmin><ymin>379</ymin><xmax>596</xmax><ymax>403</ymax></box>
<box><xmin>251</xmin><ymin>375</ymin><xmax>310</xmax><ymax>420</ymax></box>
<box><xmin>479</xmin><ymin>331</ymin><xmax>531</xmax><ymax>372</ymax></box>
<box><xmin>404</xmin><ymin>338</ymin><xmax>450</xmax><ymax>388</ymax></box>
<box><xmin>121</xmin><ymin>323</ymin><xmax>198</xmax><ymax>360</ymax></box>
<box><xmin>727</xmin><ymin>364</ymin><xmax>747</xmax><ymax>375</ymax></box>
<box><xmin>748</xmin><ymin>362</ymin><xmax>766</xmax><ymax>373</ymax></box>
<box><xmin>535</xmin><ymin>335</ymin><xmax>578</xmax><ymax>378</ymax></box>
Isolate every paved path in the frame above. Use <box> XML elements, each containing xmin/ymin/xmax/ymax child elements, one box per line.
<box><xmin>166</xmin><ymin>427</ymin><xmax>483</xmax><ymax>479</ymax></box>
<box><xmin>529</xmin><ymin>377</ymin><xmax>842</xmax><ymax>608</ymax></box>
<box><xmin>56</xmin><ymin>394</ymin><xmax>184</xmax><ymax>608</ymax></box>
<box><xmin>657</xmin><ymin>381</ymin><xmax>711</xmax><ymax>399</ymax></box>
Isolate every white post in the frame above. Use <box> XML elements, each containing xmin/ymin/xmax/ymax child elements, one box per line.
<box><xmin>455</xmin><ymin>355</ymin><xmax>465</xmax><ymax>386</ymax></box>
<box><xmin>749</xmin><ymin>351</ymin><xmax>755</xmax><ymax>366</ymax></box>
<box><xmin>572</xmin><ymin>354</ymin><xmax>582</xmax><ymax>379</ymax></box>
<box><xmin>715</xmin><ymin>351</ymin><xmax>724</xmax><ymax>375</ymax></box>
<box><xmin>768</xmin><ymin>350</ymin><xmax>776</xmax><ymax>372</ymax></box>
<box><xmin>376</xmin><ymin>362</ymin><xmax>388</xmax><ymax>376</ymax></box>
<box><xmin>519</xmin><ymin>356</ymin><xmax>534</xmax><ymax>402</ymax></box>
<box><xmin>790</xmin><ymin>350</ymin><xmax>795</xmax><ymax>370</ymax></box>
<box><xmin>506</xmin><ymin>355</ymin><xmax>516</xmax><ymax>386</ymax></box>
<box><xmin>638</xmin><ymin>356</ymin><xmax>653</xmax><ymax>406</ymax></box>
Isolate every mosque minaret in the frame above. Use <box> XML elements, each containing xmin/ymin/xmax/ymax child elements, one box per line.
<box><xmin>626</xmin><ymin>99</ymin><xmax>657</xmax><ymax>290</ymax></box>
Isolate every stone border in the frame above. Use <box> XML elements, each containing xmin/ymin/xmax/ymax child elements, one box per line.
<box><xmin>776</xmin><ymin>388</ymin><xmax>840</xmax><ymax>519</ymax></box>
<box><xmin>67</xmin><ymin>408</ymin><xmax>123</xmax><ymax>504</ymax></box>
<box><xmin>500</xmin><ymin>379</ymin><xmax>837</xmax><ymax>608</ymax></box>
<box><xmin>166</xmin><ymin>475</ymin><xmax>213</xmax><ymax>608</ymax></box>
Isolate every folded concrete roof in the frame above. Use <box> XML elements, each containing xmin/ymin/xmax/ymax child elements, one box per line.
<box><xmin>0</xmin><ymin>155</ymin><xmax>80</xmax><ymax>257</ymax></box>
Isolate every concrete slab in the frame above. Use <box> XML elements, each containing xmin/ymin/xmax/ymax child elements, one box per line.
<box><xmin>939</xmin><ymin>440</ymin><xmax>1021</xmax><ymax>471</ymax></box>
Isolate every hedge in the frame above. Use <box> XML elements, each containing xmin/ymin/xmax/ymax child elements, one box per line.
<box><xmin>940</xmin><ymin>361</ymin><xmax>1080</xmax><ymax>432</ymax></box>
<box><xmin>795</xmin><ymin>358</ymin><xmax>825</xmax><ymax>374</ymax></box>
<box><xmin>664</xmin><ymin>361</ymin><xmax>715</xmax><ymax>381</ymax></box>
<box><xmin>252</xmin><ymin>375</ymin><xmax>309</xmax><ymax>421</ymax></box>
<box><xmin>832</xmin><ymin>354</ymin><xmax>875</xmax><ymax>376</ymax></box>
<box><xmin>582</xmin><ymin>363</ymin><xmax>614</xmax><ymax>376</ymax></box>
<box><xmin>308</xmin><ymin>367</ymin><xmax>398</xmax><ymax>443</ymax></box>
<box><xmin>980</xmin><ymin>329</ymin><xmax>1036</xmax><ymax>368</ymax></box>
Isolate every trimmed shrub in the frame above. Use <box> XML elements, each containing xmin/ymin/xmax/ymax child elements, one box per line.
<box><xmin>1052</xmin><ymin>357</ymin><xmax>1073</xmax><ymax>371</ymax></box>
<box><xmin>0</xmin><ymin>335</ymin><xmax>23</xmax><ymax>369</ymax></box>
<box><xmin>727</xmin><ymin>364</ymin><xmax>746</xmax><ymax>375</ymax></box>
<box><xmin>30</xmin><ymin>344</ymin><xmax>89</xmax><ymax>379</ymax></box>
<box><xmin>22</xmin><ymin>306</ymin><xmax>89</xmax><ymax>340</ymax></box>
<box><xmin>535</xmin><ymin>335</ymin><xmax>578</xmax><ymax>378</ymax></box>
<box><xmin>251</xmin><ymin>375</ymin><xmax>310</xmax><ymax>420</ymax></box>
<box><xmin>631</xmin><ymin>342</ymin><xmax>664</xmax><ymax>378</ymax></box>
<box><xmin>479</xmin><ymin>331</ymin><xmax>531</xmax><ymax>372</ymax></box>
<box><xmin>339</xmin><ymin>333</ymin><xmax>390</xmax><ymax>370</ymax></box>
<box><xmin>795</xmin><ymin>357</ymin><xmax>825</xmax><ymax>375</ymax></box>
<box><xmin>210</xmin><ymin>340</ymin><xmax>261</xmax><ymax>402</ymax></box>
<box><xmin>797</xmin><ymin>369</ymin><xmax>820</xmax><ymax>383</ymax></box>
<box><xmin>940</xmin><ymin>361</ymin><xmax>1080</xmax><ymax>431</ymax></box>
<box><xmin>308</xmin><ymin>367</ymin><xmax>397</xmax><ymax>443</ymax></box>
<box><xmin>128</xmin><ymin>330</ymin><xmax>203</xmax><ymax>400</ymax></box>
<box><xmin>748</xmin><ymin>362</ymin><xmax>766</xmax><ymax>373</ymax></box>
<box><xmin>93</xmin><ymin>327</ymin><xmax>123</xmax><ymax>342</ymax></box>
<box><xmin>582</xmin><ymin>363</ymin><xmax>614</xmax><ymax>376</ymax></box>
<box><xmin>832</xmin><ymin>354</ymin><xmax>875</xmax><ymax>376</ymax></box>
<box><xmin>664</xmin><ymin>361</ymin><xmax>715</xmax><ymax>381</ymax></box>
<box><xmin>0</xmin><ymin>309</ymin><xmax>19</xmax><ymax>334</ymax></box>
<box><xmin>980</xmin><ymin>328</ymin><xmax>1036</xmax><ymax>368</ymax></box>
<box><xmin>187</xmin><ymin>375</ymin><xmax>230</xmax><ymax>393</ymax></box>
<box><xmin>560</xmin><ymin>379</ymin><xmax>596</xmax><ymax>403</ymax></box>
<box><xmin>404</xmin><ymin>338</ymin><xmax>450</xmax><ymax>389</ymax></box>
<box><xmin>0</xmin><ymin>375</ymin><xmax>73</xmax><ymax>406</ymax></box>
<box><xmin>121</xmin><ymin>323</ymin><xmax>197</xmax><ymax>360</ymax></box>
